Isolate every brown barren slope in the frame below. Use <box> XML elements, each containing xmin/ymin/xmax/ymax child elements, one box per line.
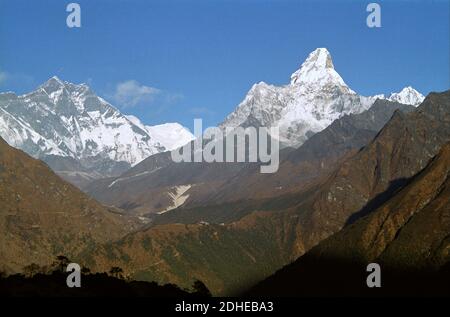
<box><xmin>247</xmin><ymin>142</ymin><xmax>450</xmax><ymax>296</ymax></box>
<box><xmin>0</xmin><ymin>137</ymin><xmax>138</xmax><ymax>273</ymax></box>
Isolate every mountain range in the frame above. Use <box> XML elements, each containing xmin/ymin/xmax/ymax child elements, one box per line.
<box><xmin>0</xmin><ymin>47</ymin><xmax>448</xmax><ymax>298</ymax></box>
<box><xmin>0</xmin><ymin>49</ymin><xmax>424</xmax><ymax>190</ymax></box>
<box><xmin>82</xmin><ymin>91</ymin><xmax>450</xmax><ymax>295</ymax></box>
<box><xmin>0</xmin><ymin>77</ymin><xmax>193</xmax><ymax>187</ymax></box>
<box><xmin>220</xmin><ymin>48</ymin><xmax>424</xmax><ymax>147</ymax></box>
<box><xmin>86</xmin><ymin>48</ymin><xmax>423</xmax><ymax>217</ymax></box>
<box><xmin>87</xmin><ymin>98</ymin><xmax>415</xmax><ymax>219</ymax></box>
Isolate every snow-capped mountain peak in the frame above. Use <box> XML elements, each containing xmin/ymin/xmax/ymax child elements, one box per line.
<box><xmin>125</xmin><ymin>115</ymin><xmax>194</xmax><ymax>151</ymax></box>
<box><xmin>388</xmin><ymin>86</ymin><xmax>425</xmax><ymax>106</ymax></box>
<box><xmin>37</xmin><ymin>76</ymin><xmax>67</xmax><ymax>100</ymax></box>
<box><xmin>0</xmin><ymin>77</ymin><xmax>193</xmax><ymax>172</ymax></box>
<box><xmin>221</xmin><ymin>48</ymin><xmax>424</xmax><ymax>147</ymax></box>
<box><xmin>146</xmin><ymin>122</ymin><xmax>195</xmax><ymax>151</ymax></box>
<box><xmin>289</xmin><ymin>48</ymin><xmax>352</xmax><ymax>93</ymax></box>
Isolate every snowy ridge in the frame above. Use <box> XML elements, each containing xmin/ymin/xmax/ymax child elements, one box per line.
<box><xmin>126</xmin><ymin>115</ymin><xmax>194</xmax><ymax>151</ymax></box>
<box><xmin>0</xmin><ymin>50</ymin><xmax>424</xmax><ymax>170</ymax></box>
<box><xmin>290</xmin><ymin>48</ymin><xmax>353</xmax><ymax>93</ymax></box>
<box><xmin>387</xmin><ymin>86</ymin><xmax>424</xmax><ymax>106</ymax></box>
<box><xmin>0</xmin><ymin>77</ymin><xmax>193</xmax><ymax>168</ymax></box>
<box><xmin>157</xmin><ymin>184</ymin><xmax>192</xmax><ymax>214</ymax></box>
<box><xmin>221</xmin><ymin>48</ymin><xmax>424</xmax><ymax>147</ymax></box>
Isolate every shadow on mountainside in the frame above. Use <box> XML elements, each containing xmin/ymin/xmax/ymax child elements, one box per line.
<box><xmin>345</xmin><ymin>177</ymin><xmax>411</xmax><ymax>226</ymax></box>
<box><xmin>243</xmin><ymin>255</ymin><xmax>450</xmax><ymax>297</ymax></box>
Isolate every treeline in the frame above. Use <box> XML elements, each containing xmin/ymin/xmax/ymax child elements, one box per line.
<box><xmin>0</xmin><ymin>255</ymin><xmax>211</xmax><ymax>297</ymax></box>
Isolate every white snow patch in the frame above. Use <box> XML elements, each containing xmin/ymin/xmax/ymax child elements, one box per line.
<box><xmin>108</xmin><ymin>169</ymin><xmax>160</xmax><ymax>188</ymax></box>
<box><xmin>157</xmin><ymin>184</ymin><xmax>192</xmax><ymax>214</ymax></box>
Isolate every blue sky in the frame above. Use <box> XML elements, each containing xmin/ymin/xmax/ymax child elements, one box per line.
<box><xmin>0</xmin><ymin>0</ymin><xmax>449</xmax><ymax>130</ymax></box>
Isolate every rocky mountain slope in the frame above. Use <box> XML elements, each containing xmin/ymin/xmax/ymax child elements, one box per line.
<box><xmin>295</xmin><ymin>90</ymin><xmax>450</xmax><ymax>250</ymax></box>
<box><xmin>87</xmin><ymin>99</ymin><xmax>415</xmax><ymax>218</ymax></box>
<box><xmin>86</xmin><ymin>47</ymin><xmax>424</xmax><ymax>216</ymax></box>
<box><xmin>247</xmin><ymin>142</ymin><xmax>450</xmax><ymax>296</ymax></box>
<box><xmin>0</xmin><ymin>136</ymin><xmax>139</xmax><ymax>273</ymax></box>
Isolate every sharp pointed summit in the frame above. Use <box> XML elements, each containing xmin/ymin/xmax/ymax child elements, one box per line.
<box><xmin>289</xmin><ymin>48</ymin><xmax>350</xmax><ymax>91</ymax></box>
<box><xmin>307</xmin><ymin>48</ymin><xmax>334</xmax><ymax>68</ymax></box>
<box><xmin>39</xmin><ymin>75</ymin><xmax>67</xmax><ymax>93</ymax></box>
<box><xmin>46</xmin><ymin>75</ymin><xmax>63</xmax><ymax>83</ymax></box>
<box><xmin>221</xmin><ymin>48</ymin><xmax>425</xmax><ymax>147</ymax></box>
<box><xmin>294</xmin><ymin>48</ymin><xmax>335</xmax><ymax>76</ymax></box>
<box><xmin>221</xmin><ymin>48</ymin><xmax>373</xmax><ymax>146</ymax></box>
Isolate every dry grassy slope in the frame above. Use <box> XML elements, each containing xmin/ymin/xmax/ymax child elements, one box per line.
<box><xmin>246</xmin><ymin>142</ymin><xmax>450</xmax><ymax>296</ymax></box>
<box><xmin>0</xmin><ymin>137</ymin><xmax>139</xmax><ymax>273</ymax></box>
<box><xmin>84</xmin><ymin>91</ymin><xmax>450</xmax><ymax>296</ymax></box>
<box><xmin>309</xmin><ymin>141</ymin><xmax>450</xmax><ymax>268</ymax></box>
<box><xmin>83</xmin><ymin>209</ymin><xmax>304</xmax><ymax>296</ymax></box>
